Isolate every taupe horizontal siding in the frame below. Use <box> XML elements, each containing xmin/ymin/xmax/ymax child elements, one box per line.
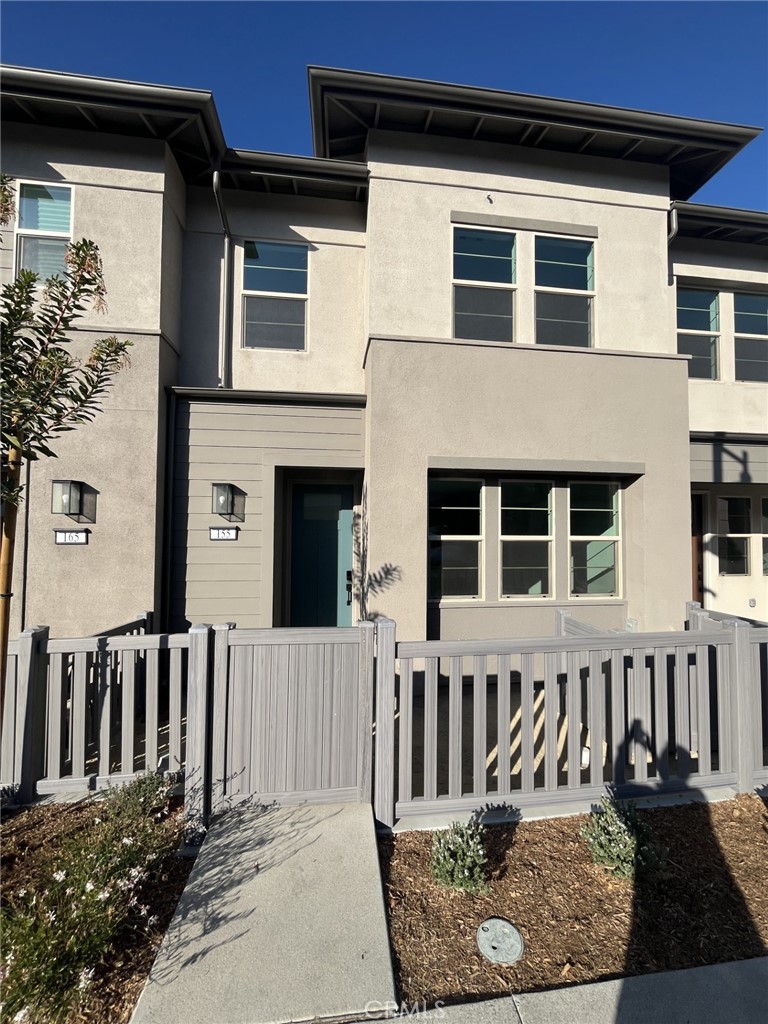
<box><xmin>171</xmin><ymin>398</ymin><xmax>365</xmax><ymax>629</ymax></box>
<box><xmin>691</xmin><ymin>441</ymin><xmax>768</xmax><ymax>484</ymax></box>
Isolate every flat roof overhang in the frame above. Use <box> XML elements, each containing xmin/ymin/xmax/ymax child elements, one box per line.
<box><xmin>672</xmin><ymin>202</ymin><xmax>768</xmax><ymax>246</ymax></box>
<box><xmin>1</xmin><ymin>65</ymin><xmax>227</xmax><ymax>183</ymax></box>
<box><xmin>221</xmin><ymin>149</ymin><xmax>368</xmax><ymax>202</ymax></box>
<box><xmin>309</xmin><ymin>67</ymin><xmax>762</xmax><ymax>201</ymax></box>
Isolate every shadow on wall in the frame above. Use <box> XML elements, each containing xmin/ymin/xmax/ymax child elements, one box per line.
<box><xmin>711</xmin><ymin>433</ymin><xmax>752</xmax><ymax>484</ymax></box>
<box><xmin>353</xmin><ymin>486</ymin><xmax>402</xmax><ymax>621</ymax></box>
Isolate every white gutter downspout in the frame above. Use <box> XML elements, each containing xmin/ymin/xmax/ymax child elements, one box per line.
<box><xmin>212</xmin><ymin>170</ymin><xmax>233</xmax><ymax>388</ymax></box>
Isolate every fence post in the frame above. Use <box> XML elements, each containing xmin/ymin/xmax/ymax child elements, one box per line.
<box><xmin>686</xmin><ymin>601</ymin><xmax>703</xmax><ymax>630</ymax></box>
<box><xmin>133</xmin><ymin>611</ymin><xmax>151</xmax><ymax>635</ymax></box>
<box><xmin>185</xmin><ymin>624</ymin><xmax>212</xmax><ymax>832</ymax></box>
<box><xmin>357</xmin><ymin>620</ymin><xmax>376</xmax><ymax>803</ymax></box>
<box><xmin>210</xmin><ymin>622</ymin><xmax>234</xmax><ymax>814</ymax></box>
<box><xmin>555</xmin><ymin>609</ymin><xmax>567</xmax><ymax>636</ymax></box>
<box><xmin>15</xmin><ymin>626</ymin><xmax>49</xmax><ymax>804</ymax></box>
<box><xmin>374</xmin><ymin>618</ymin><xmax>396</xmax><ymax>828</ymax></box>
<box><xmin>725</xmin><ymin>619</ymin><xmax>754</xmax><ymax>793</ymax></box>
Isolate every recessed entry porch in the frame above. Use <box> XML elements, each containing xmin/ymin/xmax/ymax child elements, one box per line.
<box><xmin>272</xmin><ymin>469</ymin><xmax>363</xmax><ymax>627</ymax></box>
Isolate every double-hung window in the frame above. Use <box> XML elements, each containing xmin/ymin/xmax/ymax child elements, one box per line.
<box><xmin>428</xmin><ymin>480</ymin><xmax>482</xmax><ymax>599</ymax></box>
<box><xmin>717</xmin><ymin>497</ymin><xmax>751</xmax><ymax>575</ymax></box>
<box><xmin>242</xmin><ymin>240</ymin><xmax>308</xmax><ymax>350</ymax></box>
<box><xmin>734</xmin><ymin>293</ymin><xmax>768</xmax><ymax>383</ymax></box>
<box><xmin>453</xmin><ymin>228</ymin><xmax>516</xmax><ymax>343</ymax></box>
<box><xmin>16</xmin><ymin>182</ymin><xmax>72</xmax><ymax>279</ymax></box>
<box><xmin>535</xmin><ymin>237</ymin><xmax>594</xmax><ymax>347</ymax></box>
<box><xmin>677</xmin><ymin>289</ymin><xmax>719</xmax><ymax>379</ymax></box>
<box><xmin>569</xmin><ymin>482</ymin><xmax>619</xmax><ymax>595</ymax></box>
<box><xmin>762</xmin><ymin>499</ymin><xmax>768</xmax><ymax>576</ymax></box>
<box><xmin>500</xmin><ymin>481</ymin><xmax>552</xmax><ymax>596</ymax></box>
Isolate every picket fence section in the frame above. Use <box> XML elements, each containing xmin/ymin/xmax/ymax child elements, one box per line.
<box><xmin>2</xmin><ymin>604</ymin><xmax>766</xmax><ymax>831</ymax></box>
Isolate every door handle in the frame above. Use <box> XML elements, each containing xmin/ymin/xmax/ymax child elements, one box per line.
<box><xmin>346</xmin><ymin>570</ymin><xmax>353</xmax><ymax>606</ymax></box>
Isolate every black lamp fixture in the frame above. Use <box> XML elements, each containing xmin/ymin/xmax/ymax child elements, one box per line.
<box><xmin>51</xmin><ymin>480</ymin><xmax>96</xmax><ymax>523</ymax></box>
<box><xmin>212</xmin><ymin>482</ymin><xmax>245</xmax><ymax>522</ymax></box>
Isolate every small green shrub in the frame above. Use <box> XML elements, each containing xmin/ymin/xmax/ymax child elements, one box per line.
<box><xmin>430</xmin><ymin>821</ymin><xmax>488</xmax><ymax>894</ymax></box>
<box><xmin>581</xmin><ymin>793</ymin><xmax>666</xmax><ymax>880</ymax></box>
<box><xmin>1</xmin><ymin>772</ymin><xmax>178</xmax><ymax>1023</ymax></box>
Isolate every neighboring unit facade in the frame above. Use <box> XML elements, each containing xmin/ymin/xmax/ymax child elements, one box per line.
<box><xmin>2</xmin><ymin>66</ymin><xmax>766</xmax><ymax>640</ymax></box>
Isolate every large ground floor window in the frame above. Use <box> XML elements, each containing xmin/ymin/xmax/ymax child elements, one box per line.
<box><xmin>429</xmin><ymin>475</ymin><xmax>622</xmax><ymax>603</ymax></box>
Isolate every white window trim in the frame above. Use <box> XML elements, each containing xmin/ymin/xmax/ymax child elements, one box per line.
<box><xmin>240</xmin><ymin>239</ymin><xmax>309</xmax><ymax>352</ymax></box>
<box><xmin>498</xmin><ymin>478</ymin><xmax>554</xmax><ymax>600</ymax></box>
<box><xmin>676</xmin><ymin>287</ymin><xmax>721</xmax><ymax>381</ymax></box>
<box><xmin>567</xmin><ymin>480</ymin><xmax>622</xmax><ymax>598</ymax></box>
<box><xmin>428</xmin><ymin>477</ymin><xmax>485</xmax><ymax>602</ymax></box>
<box><xmin>534</xmin><ymin>231</ymin><xmax>596</xmax><ymax>349</ymax></box>
<box><xmin>14</xmin><ymin>179</ymin><xmax>74</xmax><ymax>277</ymax></box>
<box><xmin>734</xmin><ymin>292</ymin><xmax>768</xmax><ymax>384</ymax></box>
<box><xmin>716</xmin><ymin>495</ymin><xmax>752</xmax><ymax>576</ymax></box>
<box><xmin>452</xmin><ymin>224</ymin><xmax>517</xmax><ymax>344</ymax></box>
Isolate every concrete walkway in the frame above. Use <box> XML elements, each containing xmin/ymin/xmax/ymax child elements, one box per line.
<box><xmin>131</xmin><ymin>801</ymin><xmax>396</xmax><ymax>1024</ymax></box>
<box><xmin>392</xmin><ymin>957</ymin><xmax>768</xmax><ymax>1024</ymax></box>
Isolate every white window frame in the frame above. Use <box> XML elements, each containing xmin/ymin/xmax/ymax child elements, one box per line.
<box><xmin>534</xmin><ymin>233</ymin><xmax>596</xmax><ymax>349</ymax></box>
<box><xmin>568</xmin><ymin>480</ymin><xmax>621</xmax><ymax>598</ymax></box>
<box><xmin>241</xmin><ymin>239</ymin><xmax>309</xmax><ymax>352</ymax></box>
<box><xmin>733</xmin><ymin>292</ymin><xmax>768</xmax><ymax>384</ymax></box>
<box><xmin>676</xmin><ymin>287</ymin><xmax>720</xmax><ymax>380</ymax></box>
<box><xmin>499</xmin><ymin>478</ymin><xmax>554</xmax><ymax>599</ymax></box>
<box><xmin>14</xmin><ymin>179</ymin><xmax>73</xmax><ymax>277</ymax></box>
<box><xmin>452</xmin><ymin>225</ymin><xmax>517</xmax><ymax>344</ymax></box>
<box><xmin>716</xmin><ymin>495</ymin><xmax>752</xmax><ymax>576</ymax></box>
<box><xmin>428</xmin><ymin>477</ymin><xmax>484</xmax><ymax>602</ymax></box>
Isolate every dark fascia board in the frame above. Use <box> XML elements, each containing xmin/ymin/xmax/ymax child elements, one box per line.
<box><xmin>1</xmin><ymin>64</ymin><xmax>227</xmax><ymax>167</ymax></box>
<box><xmin>672</xmin><ymin>201</ymin><xmax>768</xmax><ymax>244</ymax></box>
<box><xmin>224</xmin><ymin>148</ymin><xmax>369</xmax><ymax>188</ymax></box>
<box><xmin>171</xmin><ymin>387</ymin><xmax>367</xmax><ymax>408</ymax></box>
<box><xmin>308</xmin><ymin>66</ymin><xmax>762</xmax><ymax>199</ymax></box>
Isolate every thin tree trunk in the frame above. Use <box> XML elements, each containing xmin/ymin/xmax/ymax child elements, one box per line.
<box><xmin>0</xmin><ymin>445</ymin><xmax>21</xmax><ymax>731</ymax></box>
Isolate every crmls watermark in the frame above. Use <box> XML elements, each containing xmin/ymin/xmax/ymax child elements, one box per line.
<box><xmin>364</xmin><ymin>1000</ymin><xmax>446</xmax><ymax>1018</ymax></box>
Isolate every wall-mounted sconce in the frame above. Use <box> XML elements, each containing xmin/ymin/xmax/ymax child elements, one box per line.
<box><xmin>212</xmin><ymin>482</ymin><xmax>245</xmax><ymax>523</ymax></box>
<box><xmin>51</xmin><ymin>480</ymin><xmax>97</xmax><ymax>523</ymax></box>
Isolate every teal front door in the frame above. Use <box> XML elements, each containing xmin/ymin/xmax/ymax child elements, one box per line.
<box><xmin>289</xmin><ymin>484</ymin><xmax>354</xmax><ymax>627</ymax></box>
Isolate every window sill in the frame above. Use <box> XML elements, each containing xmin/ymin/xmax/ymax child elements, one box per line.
<box><xmin>429</xmin><ymin>597</ymin><xmax>625</xmax><ymax>608</ymax></box>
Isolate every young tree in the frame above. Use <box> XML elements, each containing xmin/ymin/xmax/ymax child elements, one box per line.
<box><xmin>0</xmin><ymin>174</ymin><xmax>132</xmax><ymax>722</ymax></box>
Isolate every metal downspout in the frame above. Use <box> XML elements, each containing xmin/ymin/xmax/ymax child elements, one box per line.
<box><xmin>212</xmin><ymin>170</ymin><xmax>233</xmax><ymax>389</ymax></box>
<box><xmin>668</xmin><ymin>205</ymin><xmax>679</xmax><ymax>244</ymax></box>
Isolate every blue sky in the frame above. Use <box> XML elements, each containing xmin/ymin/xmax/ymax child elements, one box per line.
<box><xmin>2</xmin><ymin>1</ymin><xmax>767</xmax><ymax>208</ymax></box>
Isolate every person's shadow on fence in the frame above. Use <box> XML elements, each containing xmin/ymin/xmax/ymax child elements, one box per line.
<box><xmin>614</xmin><ymin>723</ymin><xmax>766</xmax><ymax>1021</ymax></box>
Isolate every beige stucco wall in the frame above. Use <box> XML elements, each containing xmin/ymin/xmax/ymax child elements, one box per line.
<box><xmin>179</xmin><ymin>189</ymin><xmax>367</xmax><ymax>393</ymax></box>
<box><xmin>365</xmin><ymin>133</ymin><xmax>674</xmax><ymax>354</ymax></box>
<box><xmin>2</xmin><ymin>126</ymin><xmax>181</xmax><ymax>637</ymax></box>
<box><xmin>364</xmin><ymin>337</ymin><xmax>692</xmax><ymax>640</ymax></box>
<box><xmin>671</xmin><ymin>238</ymin><xmax>768</xmax><ymax>437</ymax></box>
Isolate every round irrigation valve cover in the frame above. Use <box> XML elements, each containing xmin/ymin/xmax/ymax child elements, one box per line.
<box><xmin>476</xmin><ymin>917</ymin><xmax>525</xmax><ymax>965</ymax></box>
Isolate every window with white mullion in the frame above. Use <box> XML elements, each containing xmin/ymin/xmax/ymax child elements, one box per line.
<box><xmin>500</xmin><ymin>480</ymin><xmax>553</xmax><ymax>597</ymax></box>
<box><xmin>569</xmin><ymin>481</ymin><xmax>620</xmax><ymax>596</ymax></box>
<box><xmin>242</xmin><ymin>240</ymin><xmax>308</xmax><ymax>350</ymax></box>
<box><xmin>428</xmin><ymin>479</ymin><xmax>483</xmax><ymax>599</ymax></box>
<box><xmin>453</xmin><ymin>227</ymin><xmax>516</xmax><ymax>344</ymax></box>
<box><xmin>717</xmin><ymin>496</ymin><xmax>751</xmax><ymax>575</ymax></box>
<box><xmin>15</xmin><ymin>181</ymin><xmax>73</xmax><ymax>279</ymax></box>
<box><xmin>677</xmin><ymin>288</ymin><xmax>719</xmax><ymax>380</ymax></box>
<box><xmin>535</xmin><ymin>236</ymin><xmax>594</xmax><ymax>348</ymax></box>
<box><xmin>734</xmin><ymin>293</ymin><xmax>768</xmax><ymax>383</ymax></box>
<box><xmin>761</xmin><ymin>498</ymin><xmax>768</xmax><ymax>576</ymax></box>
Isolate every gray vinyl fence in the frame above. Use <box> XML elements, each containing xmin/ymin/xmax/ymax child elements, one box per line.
<box><xmin>373</xmin><ymin>612</ymin><xmax>768</xmax><ymax>827</ymax></box>
<box><xmin>3</xmin><ymin>608</ymin><xmax>766</xmax><ymax>832</ymax></box>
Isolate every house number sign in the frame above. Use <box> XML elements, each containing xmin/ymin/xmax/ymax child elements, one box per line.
<box><xmin>54</xmin><ymin>530</ymin><xmax>88</xmax><ymax>545</ymax></box>
<box><xmin>209</xmin><ymin>527</ymin><xmax>238</xmax><ymax>541</ymax></box>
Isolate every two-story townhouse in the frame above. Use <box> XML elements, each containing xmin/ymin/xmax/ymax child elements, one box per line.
<box><xmin>2</xmin><ymin>65</ymin><xmax>766</xmax><ymax>640</ymax></box>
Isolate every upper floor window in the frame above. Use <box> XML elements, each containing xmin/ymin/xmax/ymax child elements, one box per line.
<box><xmin>242</xmin><ymin>240</ymin><xmax>308</xmax><ymax>350</ymax></box>
<box><xmin>734</xmin><ymin>293</ymin><xmax>768</xmax><ymax>383</ymax></box>
<box><xmin>535</xmin><ymin>237</ymin><xmax>594</xmax><ymax>347</ymax></box>
<box><xmin>677</xmin><ymin>289</ymin><xmax>719</xmax><ymax>379</ymax></box>
<box><xmin>16</xmin><ymin>182</ymin><xmax>72</xmax><ymax>279</ymax></box>
<box><xmin>453</xmin><ymin>228</ymin><xmax>516</xmax><ymax>343</ymax></box>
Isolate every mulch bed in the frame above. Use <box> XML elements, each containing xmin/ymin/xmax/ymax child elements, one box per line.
<box><xmin>1</xmin><ymin>798</ymin><xmax>193</xmax><ymax>1024</ymax></box>
<box><xmin>378</xmin><ymin>794</ymin><xmax>768</xmax><ymax>1007</ymax></box>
